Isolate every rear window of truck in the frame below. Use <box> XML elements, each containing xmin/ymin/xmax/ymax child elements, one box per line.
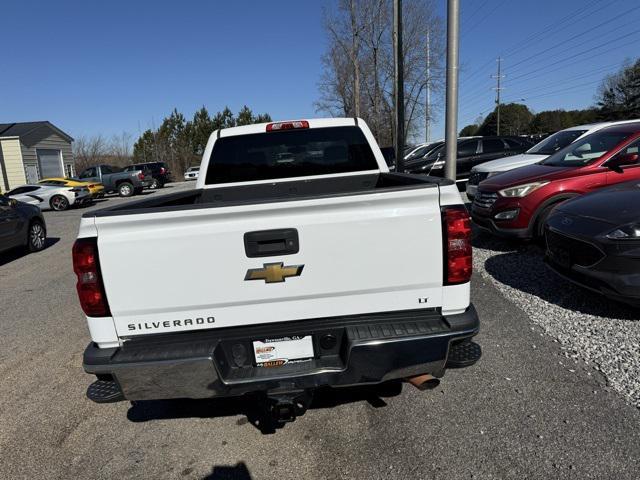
<box><xmin>205</xmin><ymin>126</ymin><xmax>378</xmax><ymax>184</ymax></box>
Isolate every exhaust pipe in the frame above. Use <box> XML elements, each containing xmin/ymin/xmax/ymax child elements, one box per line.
<box><xmin>406</xmin><ymin>374</ymin><xmax>441</xmax><ymax>391</ymax></box>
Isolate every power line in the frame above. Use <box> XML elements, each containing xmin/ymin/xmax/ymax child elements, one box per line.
<box><xmin>502</xmin><ymin>0</ymin><xmax>613</xmax><ymax>56</ymax></box>
<box><xmin>506</xmin><ymin>4</ymin><xmax>640</xmax><ymax>72</ymax></box>
<box><xmin>507</xmin><ymin>23</ymin><xmax>640</xmax><ymax>79</ymax></box>
<box><xmin>460</xmin><ymin>0</ymin><xmax>614</xmax><ymax>88</ymax></box>
<box><xmin>508</xmin><ymin>29</ymin><xmax>640</xmax><ymax>82</ymax></box>
<box><xmin>505</xmin><ymin>80</ymin><xmax>604</xmax><ymax>103</ymax></box>
<box><xmin>458</xmin><ymin>62</ymin><xmax>623</xmax><ymax>124</ymax></box>
<box><xmin>460</xmin><ymin>0</ymin><xmax>489</xmax><ymax>31</ymax></box>
<box><xmin>461</xmin><ymin>0</ymin><xmax>508</xmax><ymax>40</ymax></box>
<box><xmin>506</xmin><ymin>62</ymin><xmax>623</xmax><ymax>99</ymax></box>
<box><xmin>495</xmin><ymin>45</ymin><xmax>634</xmax><ymax>88</ymax></box>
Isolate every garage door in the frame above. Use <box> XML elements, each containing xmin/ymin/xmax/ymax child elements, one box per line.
<box><xmin>37</xmin><ymin>149</ymin><xmax>63</xmax><ymax>179</ymax></box>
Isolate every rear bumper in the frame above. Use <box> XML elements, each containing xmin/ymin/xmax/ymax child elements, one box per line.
<box><xmin>84</xmin><ymin>306</ymin><xmax>480</xmax><ymax>402</ymax></box>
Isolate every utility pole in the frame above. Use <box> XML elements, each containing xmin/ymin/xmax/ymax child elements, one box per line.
<box><xmin>444</xmin><ymin>0</ymin><xmax>460</xmax><ymax>182</ymax></box>
<box><xmin>425</xmin><ymin>29</ymin><xmax>431</xmax><ymax>143</ymax></box>
<box><xmin>393</xmin><ymin>0</ymin><xmax>405</xmax><ymax>172</ymax></box>
<box><xmin>491</xmin><ymin>57</ymin><xmax>505</xmax><ymax>135</ymax></box>
<box><xmin>350</xmin><ymin>0</ymin><xmax>361</xmax><ymax>118</ymax></box>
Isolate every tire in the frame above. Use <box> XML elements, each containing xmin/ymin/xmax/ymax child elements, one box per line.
<box><xmin>149</xmin><ymin>178</ymin><xmax>159</xmax><ymax>189</ymax></box>
<box><xmin>26</xmin><ymin>220</ymin><xmax>46</xmax><ymax>252</ymax></box>
<box><xmin>534</xmin><ymin>203</ymin><xmax>560</xmax><ymax>241</ymax></box>
<box><xmin>118</xmin><ymin>182</ymin><xmax>134</xmax><ymax>197</ymax></box>
<box><xmin>50</xmin><ymin>195</ymin><xmax>69</xmax><ymax>211</ymax></box>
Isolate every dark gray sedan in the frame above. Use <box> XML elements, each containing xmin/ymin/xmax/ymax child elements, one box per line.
<box><xmin>544</xmin><ymin>181</ymin><xmax>640</xmax><ymax>307</ymax></box>
<box><xmin>0</xmin><ymin>194</ymin><xmax>47</xmax><ymax>254</ymax></box>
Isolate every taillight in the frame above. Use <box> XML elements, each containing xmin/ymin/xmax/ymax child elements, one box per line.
<box><xmin>138</xmin><ymin>172</ymin><xmax>145</xmax><ymax>180</ymax></box>
<box><xmin>72</xmin><ymin>238</ymin><xmax>110</xmax><ymax>317</ymax></box>
<box><xmin>442</xmin><ymin>206</ymin><xmax>472</xmax><ymax>285</ymax></box>
<box><xmin>88</xmin><ymin>184</ymin><xmax>95</xmax><ymax>188</ymax></box>
<box><xmin>160</xmin><ymin>167</ymin><xmax>166</xmax><ymax>174</ymax></box>
<box><xmin>266</xmin><ymin>120</ymin><xmax>309</xmax><ymax>132</ymax></box>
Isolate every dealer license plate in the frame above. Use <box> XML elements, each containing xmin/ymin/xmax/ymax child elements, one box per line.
<box><xmin>252</xmin><ymin>335</ymin><xmax>314</xmax><ymax>367</ymax></box>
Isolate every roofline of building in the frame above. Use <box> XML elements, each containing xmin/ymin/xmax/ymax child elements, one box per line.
<box><xmin>0</xmin><ymin>121</ymin><xmax>74</xmax><ymax>142</ymax></box>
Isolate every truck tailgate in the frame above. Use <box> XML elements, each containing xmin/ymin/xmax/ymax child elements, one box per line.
<box><xmin>94</xmin><ymin>187</ymin><xmax>444</xmax><ymax>337</ymax></box>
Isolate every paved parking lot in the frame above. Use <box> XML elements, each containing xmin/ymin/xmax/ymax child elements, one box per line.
<box><xmin>1</xmin><ymin>183</ymin><xmax>639</xmax><ymax>479</ymax></box>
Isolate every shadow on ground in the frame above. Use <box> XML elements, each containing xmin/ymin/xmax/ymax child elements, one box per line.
<box><xmin>471</xmin><ymin>226</ymin><xmax>528</xmax><ymax>253</ymax></box>
<box><xmin>127</xmin><ymin>381</ymin><xmax>402</xmax><ymax>434</ymax></box>
<box><xmin>201</xmin><ymin>462</ymin><xmax>252</xmax><ymax>480</ymax></box>
<box><xmin>0</xmin><ymin>237</ymin><xmax>60</xmax><ymax>267</ymax></box>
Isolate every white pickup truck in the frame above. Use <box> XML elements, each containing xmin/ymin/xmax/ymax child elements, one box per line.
<box><xmin>75</xmin><ymin>118</ymin><xmax>480</xmax><ymax>424</ymax></box>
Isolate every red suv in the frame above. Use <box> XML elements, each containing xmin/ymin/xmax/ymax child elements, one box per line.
<box><xmin>472</xmin><ymin>122</ymin><xmax>640</xmax><ymax>239</ymax></box>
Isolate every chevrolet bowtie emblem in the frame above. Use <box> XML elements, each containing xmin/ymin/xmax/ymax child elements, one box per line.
<box><xmin>245</xmin><ymin>262</ymin><xmax>304</xmax><ymax>283</ymax></box>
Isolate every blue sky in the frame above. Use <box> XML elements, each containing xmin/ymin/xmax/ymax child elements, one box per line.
<box><xmin>1</xmin><ymin>0</ymin><xmax>638</xmax><ymax>144</ymax></box>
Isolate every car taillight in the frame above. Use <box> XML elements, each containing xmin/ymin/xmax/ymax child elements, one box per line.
<box><xmin>72</xmin><ymin>238</ymin><xmax>110</xmax><ymax>317</ymax></box>
<box><xmin>442</xmin><ymin>206</ymin><xmax>472</xmax><ymax>285</ymax></box>
<box><xmin>88</xmin><ymin>184</ymin><xmax>96</xmax><ymax>188</ymax></box>
<box><xmin>160</xmin><ymin>167</ymin><xmax>166</xmax><ymax>174</ymax></box>
<box><xmin>266</xmin><ymin>120</ymin><xmax>309</xmax><ymax>132</ymax></box>
<box><xmin>138</xmin><ymin>172</ymin><xmax>145</xmax><ymax>180</ymax></box>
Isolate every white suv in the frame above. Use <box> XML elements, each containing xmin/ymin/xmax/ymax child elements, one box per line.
<box><xmin>466</xmin><ymin>120</ymin><xmax>640</xmax><ymax>199</ymax></box>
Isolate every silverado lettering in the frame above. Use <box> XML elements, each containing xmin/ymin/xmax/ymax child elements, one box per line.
<box><xmin>127</xmin><ymin>317</ymin><xmax>215</xmax><ymax>331</ymax></box>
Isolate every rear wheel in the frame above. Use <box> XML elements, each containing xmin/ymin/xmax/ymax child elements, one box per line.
<box><xmin>26</xmin><ymin>220</ymin><xmax>46</xmax><ymax>252</ymax></box>
<box><xmin>50</xmin><ymin>195</ymin><xmax>69</xmax><ymax>211</ymax></box>
<box><xmin>118</xmin><ymin>182</ymin><xmax>134</xmax><ymax>197</ymax></box>
<box><xmin>149</xmin><ymin>178</ymin><xmax>160</xmax><ymax>189</ymax></box>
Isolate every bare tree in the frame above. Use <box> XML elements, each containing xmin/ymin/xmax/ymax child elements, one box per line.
<box><xmin>73</xmin><ymin>135</ymin><xmax>108</xmax><ymax>171</ymax></box>
<box><xmin>316</xmin><ymin>0</ymin><xmax>444</xmax><ymax>146</ymax></box>
<box><xmin>108</xmin><ymin>132</ymin><xmax>133</xmax><ymax>166</ymax></box>
<box><xmin>74</xmin><ymin>132</ymin><xmax>135</xmax><ymax>172</ymax></box>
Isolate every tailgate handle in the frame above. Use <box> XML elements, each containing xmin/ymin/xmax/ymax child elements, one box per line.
<box><xmin>244</xmin><ymin>229</ymin><xmax>299</xmax><ymax>258</ymax></box>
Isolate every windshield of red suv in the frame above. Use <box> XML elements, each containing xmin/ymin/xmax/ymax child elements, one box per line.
<box><xmin>541</xmin><ymin>130</ymin><xmax>634</xmax><ymax>167</ymax></box>
<box><xmin>527</xmin><ymin>129</ymin><xmax>587</xmax><ymax>155</ymax></box>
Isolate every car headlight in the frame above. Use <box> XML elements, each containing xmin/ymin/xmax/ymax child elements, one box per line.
<box><xmin>499</xmin><ymin>181</ymin><xmax>549</xmax><ymax>198</ymax></box>
<box><xmin>606</xmin><ymin>223</ymin><xmax>640</xmax><ymax>240</ymax></box>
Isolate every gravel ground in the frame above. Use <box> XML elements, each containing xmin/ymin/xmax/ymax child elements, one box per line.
<box><xmin>472</xmin><ymin>228</ymin><xmax>640</xmax><ymax>409</ymax></box>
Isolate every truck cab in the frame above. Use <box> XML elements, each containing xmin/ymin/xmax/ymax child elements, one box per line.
<box><xmin>78</xmin><ymin>164</ymin><xmax>152</xmax><ymax>197</ymax></box>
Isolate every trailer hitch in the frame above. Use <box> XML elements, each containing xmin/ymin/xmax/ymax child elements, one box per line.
<box><xmin>265</xmin><ymin>389</ymin><xmax>313</xmax><ymax>424</ymax></box>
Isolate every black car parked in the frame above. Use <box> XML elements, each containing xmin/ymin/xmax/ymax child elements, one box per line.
<box><xmin>0</xmin><ymin>195</ymin><xmax>47</xmax><ymax>254</ymax></box>
<box><xmin>403</xmin><ymin>136</ymin><xmax>532</xmax><ymax>181</ymax></box>
<box><xmin>545</xmin><ymin>181</ymin><xmax>640</xmax><ymax>307</ymax></box>
<box><xmin>124</xmin><ymin>162</ymin><xmax>172</xmax><ymax>189</ymax></box>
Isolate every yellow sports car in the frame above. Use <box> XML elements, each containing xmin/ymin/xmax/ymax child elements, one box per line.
<box><xmin>38</xmin><ymin>177</ymin><xmax>105</xmax><ymax>198</ymax></box>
